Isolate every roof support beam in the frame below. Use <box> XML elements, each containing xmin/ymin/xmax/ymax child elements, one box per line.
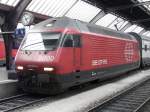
<box><xmin>120</xmin><ymin>22</ymin><xmax>132</xmax><ymax>32</ymax></box>
<box><xmin>139</xmin><ymin>29</ymin><xmax>146</xmax><ymax>35</ymax></box>
<box><xmin>0</xmin><ymin>3</ymin><xmax>13</xmax><ymax>11</ymax></box>
<box><xmin>144</xmin><ymin>31</ymin><xmax>150</xmax><ymax>35</ymax></box>
<box><xmin>107</xmin><ymin>1</ymin><xmax>150</xmax><ymax>11</ymax></box>
<box><xmin>26</xmin><ymin>11</ymin><xmax>50</xmax><ymax>24</ymax></box>
<box><xmin>107</xmin><ymin>17</ymin><xmax>118</xmax><ymax>28</ymax></box>
<box><xmin>63</xmin><ymin>0</ymin><xmax>79</xmax><ymax>16</ymax></box>
<box><xmin>1</xmin><ymin>0</ymin><xmax>32</xmax><ymax>70</ymax></box>
<box><xmin>90</xmin><ymin>10</ymin><xmax>106</xmax><ymax>24</ymax></box>
<box><xmin>132</xmin><ymin>18</ymin><xmax>150</xmax><ymax>23</ymax></box>
<box><xmin>0</xmin><ymin>4</ymin><xmax>49</xmax><ymax>23</ymax></box>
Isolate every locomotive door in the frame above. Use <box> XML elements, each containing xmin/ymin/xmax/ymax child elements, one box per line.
<box><xmin>63</xmin><ymin>32</ymin><xmax>81</xmax><ymax>72</ymax></box>
<box><xmin>73</xmin><ymin>35</ymin><xmax>81</xmax><ymax>72</ymax></box>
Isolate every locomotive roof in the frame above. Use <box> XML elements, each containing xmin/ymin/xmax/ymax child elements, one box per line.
<box><xmin>30</xmin><ymin>17</ymin><xmax>136</xmax><ymax>41</ymax></box>
<box><xmin>30</xmin><ymin>17</ymin><xmax>81</xmax><ymax>32</ymax></box>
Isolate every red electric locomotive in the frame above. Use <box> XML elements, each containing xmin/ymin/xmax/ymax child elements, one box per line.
<box><xmin>0</xmin><ymin>36</ymin><xmax>22</xmax><ymax>66</ymax></box>
<box><xmin>15</xmin><ymin>17</ymin><xmax>140</xmax><ymax>94</ymax></box>
<box><xmin>0</xmin><ymin>37</ymin><xmax>6</xmax><ymax>66</ymax></box>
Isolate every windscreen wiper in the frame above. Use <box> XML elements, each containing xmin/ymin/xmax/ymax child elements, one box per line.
<box><xmin>22</xmin><ymin>41</ymin><xmax>43</xmax><ymax>49</ymax></box>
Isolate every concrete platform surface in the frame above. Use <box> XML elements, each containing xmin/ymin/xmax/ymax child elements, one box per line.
<box><xmin>24</xmin><ymin>69</ymin><xmax>150</xmax><ymax>112</ymax></box>
<box><xmin>0</xmin><ymin>67</ymin><xmax>18</xmax><ymax>98</ymax></box>
<box><xmin>0</xmin><ymin>67</ymin><xmax>8</xmax><ymax>81</ymax></box>
<box><xmin>0</xmin><ymin>67</ymin><xmax>17</xmax><ymax>80</ymax></box>
<box><xmin>0</xmin><ymin>80</ymin><xmax>18</xmax><ymax>99</ymax></box>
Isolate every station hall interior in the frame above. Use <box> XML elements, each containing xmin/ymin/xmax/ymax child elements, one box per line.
<box><xmin>1</xmin><ymin>0</ymin><xmax>150</xmax><ymax>112</ymax></box>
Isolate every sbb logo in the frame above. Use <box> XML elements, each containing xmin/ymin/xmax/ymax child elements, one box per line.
<box><xmin>124</xmin><ymin>43</ymin><xmax>134</xmax><ymax>62</ymax></box>
<box><xmin>92</xmin><ymin>59</ymin><xmax>108</xmax><ymax>66</ymax></box>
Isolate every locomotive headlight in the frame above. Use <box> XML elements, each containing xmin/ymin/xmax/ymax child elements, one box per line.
<box><xmin>44</xmin><ymin>67</ymin><xmax>54</xmax><ymax>72</ymax></box>
<box><xmin>17</xmin><ymin>66</ymin><xmax>24</xmax><ymax>70</ymax></box>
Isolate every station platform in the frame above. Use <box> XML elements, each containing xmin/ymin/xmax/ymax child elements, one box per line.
<box><xmin>0</xmin><ymin>66</ymin><xmax>17</xmax><ymax>80</ymax></box>
<box><xmin>0</xmin><ymin>67</ymin><xmax>18</xmax><ymax>98</ymax></box>
<box><xmin>0</xmin><ymin>67</ymin><xmax>8</xmax><ymax>81</ymax></box>
<box><xmin>25</xmin><ymin>69</ymin><xmax>150</xmax><ymax>112</ymax></box>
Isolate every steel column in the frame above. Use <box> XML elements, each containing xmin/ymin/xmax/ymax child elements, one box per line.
<box><xmin>1</xmin><ymin>0</ymin><xmax>32</xmax><ymax>70</ymax></box>
<box><xmin>107</xmin><ymin>1</ymin><xmax>150</xmax><ymax>11</ymax></box>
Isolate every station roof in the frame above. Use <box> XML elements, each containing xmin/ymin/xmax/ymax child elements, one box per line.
<box><xmin>1</xmin><ymin>0</ymin><xmax>150</xmax><ymax>36</ymax></box>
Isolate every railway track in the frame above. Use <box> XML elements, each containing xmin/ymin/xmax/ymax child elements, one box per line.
<box><xmin>0</xmin><ymin>93</ymin><xmax>47</xmax><ymax>112</ymax></box>
<box><xmin>89</xmin><ymin>77</ymin><xmax>150</xmax><ymax>112</ymax></box>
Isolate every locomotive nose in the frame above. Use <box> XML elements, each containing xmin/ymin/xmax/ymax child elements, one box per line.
<box><xmin>15</xmin><ymin>50</ymin><xmax>56</xmax><ymax>72</ymax></box>
<box><xmin>16</xmin><ymin>65</ymin><xmax>54</xmax><ymax>72</ymax></box>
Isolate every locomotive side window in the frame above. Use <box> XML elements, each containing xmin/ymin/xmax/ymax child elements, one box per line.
<box><xmin>63</xmin><ymin>34</ymin><xmax>81</xmax><ymax>47</ymax></box>
<box><xmin>63</xmin><ymin>34</ymin><xmax>73</xmax><ymax>47</ymax></box>
<box><xmin>73</xmin><ymin>35</ymin><xmax>81</xmax><ymax>47</ymax></box>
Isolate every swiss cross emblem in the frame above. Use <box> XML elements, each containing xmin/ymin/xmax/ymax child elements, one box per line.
<box><xmin>124</xmin><ymin>43</ymin><xmax>134</xmax><ymax>62</ymax></box>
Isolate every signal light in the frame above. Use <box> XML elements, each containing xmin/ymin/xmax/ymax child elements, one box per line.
<box><xmin>44</xmin><ymin>67</ymin><xmax>54</xmax><ymax>72</ymax></box>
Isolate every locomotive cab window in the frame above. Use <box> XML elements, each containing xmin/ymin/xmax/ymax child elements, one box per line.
<box><xmin>21</xmin><ymin>32</ymin><xmax>61</xmax><ymax>50</ymax></box>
